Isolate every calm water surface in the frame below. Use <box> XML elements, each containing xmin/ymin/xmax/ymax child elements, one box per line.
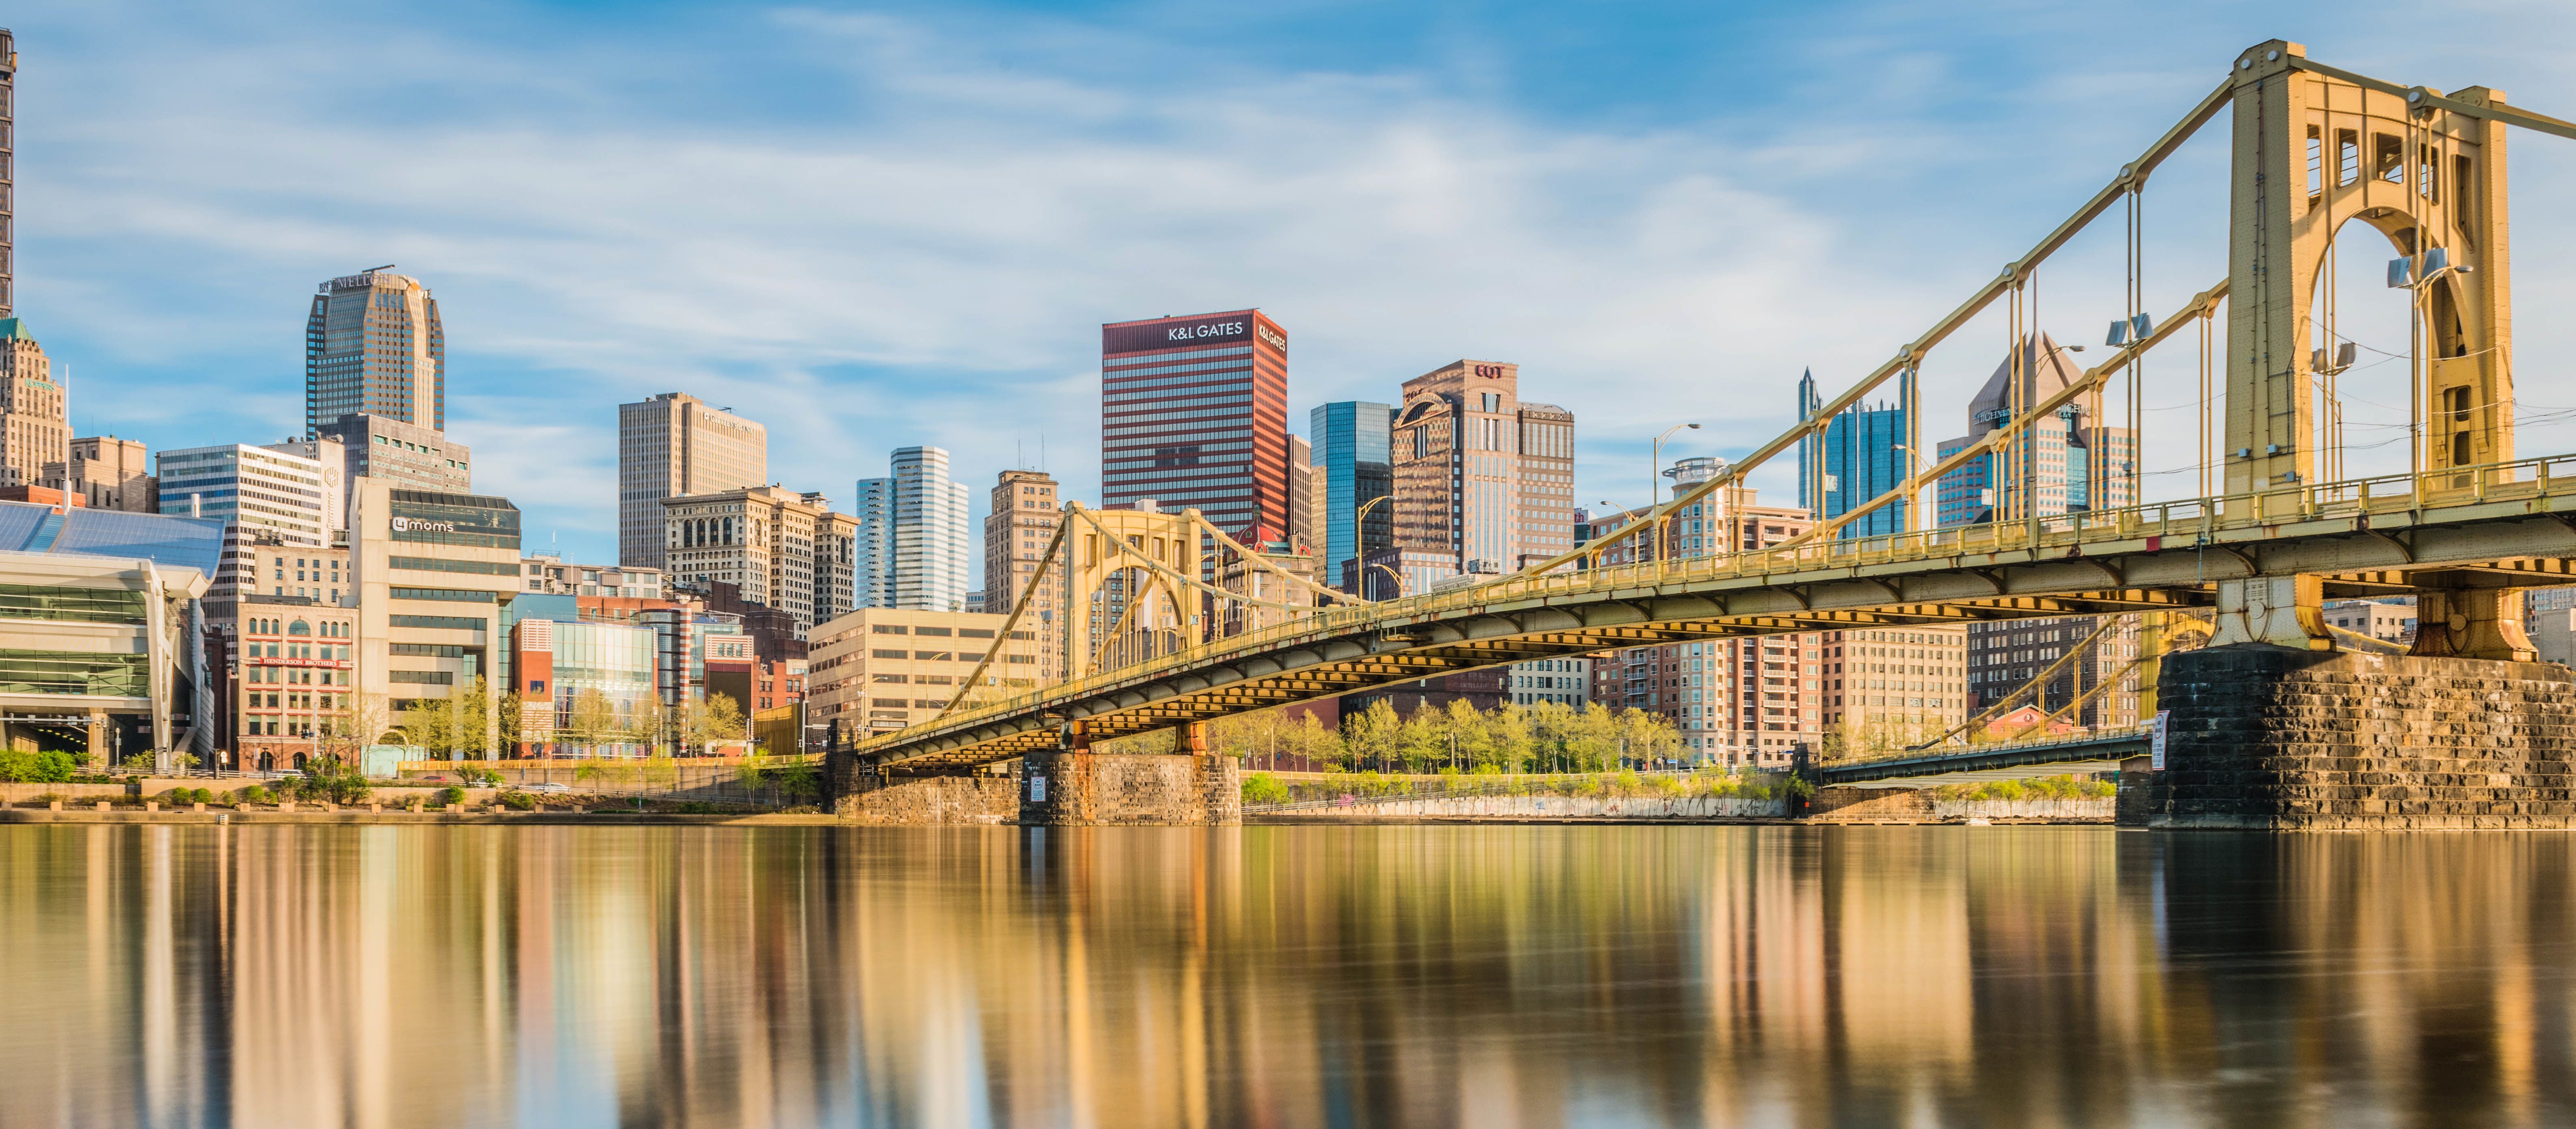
<box><xmin>4</xmin><ymin>824</ymin><xmax>2574</xmax><ymax>1127</ymax></box>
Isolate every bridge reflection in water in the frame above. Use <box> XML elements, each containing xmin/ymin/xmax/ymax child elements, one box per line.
<box><xmin>5</xmin><ymin>825</ymin><xmax>2575</xmax><ymax>1127</ymax></box>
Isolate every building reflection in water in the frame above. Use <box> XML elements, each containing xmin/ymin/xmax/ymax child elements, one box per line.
<box><xmin>0</xmin><ymin>825</ymin><xmax>2573</xmax><ymax>1127</ymax></box>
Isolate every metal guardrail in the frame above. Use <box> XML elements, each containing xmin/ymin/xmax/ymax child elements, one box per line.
<box><xmin>862</xmin><ymin>455</ymin><xmax>2576</xmax><ymax>758</ymax></box>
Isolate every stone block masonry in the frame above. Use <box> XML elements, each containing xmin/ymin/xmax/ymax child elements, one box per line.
<box><xmin>2123</xmin><ymin>644</ymin><xmax>2576</xmax><ymax>829</ymax></box>
<box><xmin>1021</xmin><ymin>751</ymin><xmax>1240</xmax><ymax>826</ymax></box>
<box><xmin>833</xmin><ymin>773</ymin><xmax>1018</xmax><ymax>824</ymax></box>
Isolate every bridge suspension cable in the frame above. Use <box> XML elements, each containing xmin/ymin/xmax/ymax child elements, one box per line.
<box><xmin>1524</xmin><ymin>76</ymin><xmax>2238</xmax><ymax>577</ymax></box>
<box><xmin>1767</xmin><ymin>281</ymin><xmax>2229</xmax><ymax>553</ymax></box>
<box><xmin>1915</xmin><ymin>614</ymin><xmax>2138</xmax><ymax>750</ymax></box>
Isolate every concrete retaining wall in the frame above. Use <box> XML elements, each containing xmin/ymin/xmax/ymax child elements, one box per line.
<box><xmin>1263</xmin><ymin>795</ymin><xmax>1787</xmax><ymax>821</ymax></box>
<box><xmin>1928</xmin><ymin>797</ymin><xmax>2113</xmax><ymax>821</ymax></box>
<box><xmin>2124</xmin><ymin>645</ymin><xmax>2576</xmax><ymax>829</ymax></box>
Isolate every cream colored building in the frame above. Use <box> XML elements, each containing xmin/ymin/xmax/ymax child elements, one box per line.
<box><xmin>661</xmin><ymin>485</ymin><xmax>855</xmax><ymax>632</ymax></box>
<box><xmin>619</xmin><ymin>393</ymin><xmax>767</xmax><ymax>570</ymax></box>
<box><xmin>43</xmin><ymin>435</ymin><xmax>153</xmax><ymax>512</ymax></box>
<box><xmin>352</xmin><ymin>478</ymin><xmax>525</xmax><ymax>745</ymax></box>
<box><xmin>1822</xmin><ymin>624</ymin><xmax>1969</xmax><ymax>759</ymax></box>
<box><xmin>807</xmin><ymin>608</ymin><xmax>1041</xmax><ymax>738</ymax></box>
<box><xmin>983</xmin><ymin>469</ymin><xmax>1065</xmax><ymax>678</ymax></box>
<box><xmin>0</xmin><ymin>317</ymin><xmax>69</xmax><ymax>488</ymax></box>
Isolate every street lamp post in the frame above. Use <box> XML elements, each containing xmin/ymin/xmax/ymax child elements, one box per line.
<box><xmin>2395</xmin><ymin>253</ymin><xmax>2474</xmax><ymax>505</ymax></box>
<box><xmin>1352</xmin><ymin>494</ymin><xmax>1394</xmax><ymax>597</ymax></box>
<box><xmin>1369</xmin><ymin>563</ymin><xmax>1408</xmax><ymax>599</ymax></box>
<box><xmin>1649</xmin><ymin>423</ymin><xmax>1701</xmax><ymax>578</ymax></box>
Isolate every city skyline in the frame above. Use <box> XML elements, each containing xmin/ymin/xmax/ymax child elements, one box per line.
<box><xmin>19</xmin><ymin>6</ymin><xmax>2569</xmax><ymax>568</ymax></box>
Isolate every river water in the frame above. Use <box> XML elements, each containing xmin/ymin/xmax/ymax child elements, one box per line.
<box><xmin>4</xmin><ymin>824</ymin><xmax>2573</xmax><ymax>1127</ymax></box>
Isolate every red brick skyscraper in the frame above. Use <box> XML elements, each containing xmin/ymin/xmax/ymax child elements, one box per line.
<box><xmin>1099</xmin><ymin>310</ymin><xmax>1291</xmax><ymax>546</ymax></box>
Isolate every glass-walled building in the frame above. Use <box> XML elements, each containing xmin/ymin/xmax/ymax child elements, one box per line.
<box><xmin>1796</xmin><ymin>368</ymin><xmax>1910</xmax><ymax>538</ymax></box>
<box><xmin>1310</xmin><ymin>401</ymin><xmax>1392</xmax><ymax>594</ymax></box>
<box><xmin>511</xmin><ymin>617</ymin><xmax>656</xmax><ymax>758</ymax></box>
<box><xmin>0</xmin><ymin>501</ymin><xmax>223</xmax><ymax>770</ymax></box>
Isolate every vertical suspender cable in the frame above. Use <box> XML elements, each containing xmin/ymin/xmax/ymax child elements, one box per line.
<box><xmin>2131</xmin><ymin>183</ymin><xmax>2145</xmax><ymax>507</ymax></box>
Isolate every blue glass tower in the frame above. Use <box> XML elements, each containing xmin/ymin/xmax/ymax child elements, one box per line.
<box><xmin>1796</xmin><ymin>369</ymin><xmax>1911</xmax><ymax>538</ymax></box>
<box><xmin>1309</xmin><ymin>402</ymin><xmax>1393</xmax><ymax>593</ymax></box>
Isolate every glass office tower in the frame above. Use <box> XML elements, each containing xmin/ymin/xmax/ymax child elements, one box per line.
<box><xmin>1309</xmin><ymin>401</ymin><xmax>1392</xmax><ymax>593</ymax></box>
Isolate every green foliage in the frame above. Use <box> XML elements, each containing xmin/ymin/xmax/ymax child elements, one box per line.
<box><xmin>774</xmin><ymin>758</ymin><xmax>819</xmax><ymax>799</ymax></box>
<box><xmin>434</xmin><ymin>786</ymin><xmax>466</xmax><ymax>807</ymax></box>
<box><xmin>292</xmin><ymin>755</ymin><xmax>373</xmax><ymax>805</ymax></box>
<box><xmin>0</xmin><ymin>749</ymin><xmax>77</xmax><ymax>783</ymax></box>
<box><xmin>682</xmin><ymin>692</ymin><xmax>748</xmax><ymax>753</ymax></box>
<box><xmin>1240</xmin><ymin>772</ymin><xmax>1292</xmax><ymax>805</ymax></box>
<box><xmin>398</xmin><ymin>676</ymin><xmax>501</xmax><ymax>759</ymax></box>
<box><xmin>498</xmin><ymin>790</ymin><xmax>537</xmax><ymax>811</ymax></box>
<box><xmin>1930</xmin><ymin>774</ymin><xmax>2116</xmax><ymax>802</ymax></box>
<box><xmin>235</xmin><ymin>784</ymin><xmax>271</xmax><ymax>805</ymax></box>
<box><xmin>1283</xmin><ymin>699</ymin><xmax>1684</xmax><ymax>775</ymax></box>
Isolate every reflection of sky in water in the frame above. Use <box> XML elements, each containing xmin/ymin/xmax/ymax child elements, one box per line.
<box><xmin>3</xmin><ymin>825</ymin><xmax>2575</xmax><ymax>1127</ymax></box>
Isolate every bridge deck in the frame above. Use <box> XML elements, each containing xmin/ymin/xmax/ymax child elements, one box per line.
<box><xmin>1824</xmin><ymin>727</ymin><xmax>2149</xmax><ymax>788</ymax></box>
<box><xmin>857</xmin><ymin>458</ymin><xmax>2576</xmax><ymax>771</ymax></box>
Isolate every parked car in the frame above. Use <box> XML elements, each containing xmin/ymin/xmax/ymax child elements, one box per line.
<box><xmin>523</xmin><ymin>781</ymin><xmax>571</xmax><ymax>794</ymax></box>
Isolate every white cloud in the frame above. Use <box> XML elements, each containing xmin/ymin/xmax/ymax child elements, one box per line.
<box><xmin>20</xmin><ymin>1</ymin><xmax>2576</xmax><ymax>564</ymax></box>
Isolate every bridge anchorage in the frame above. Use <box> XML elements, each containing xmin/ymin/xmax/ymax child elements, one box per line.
<box><xmin>828</xmin><ymin>40</ymin><xmax>2576</xmax><ymax>828</ymax></box>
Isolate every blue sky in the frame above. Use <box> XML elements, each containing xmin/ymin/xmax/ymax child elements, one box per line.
<box><xmin>15</xmin><ymin>1</ymin><xmax>2576</xmax><ymax>568</ymax></box>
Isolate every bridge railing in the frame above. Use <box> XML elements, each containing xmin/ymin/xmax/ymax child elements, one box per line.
<box><xmin>860</xmin><ymin>456</ymin><xmax>2576</xmax><ymax>755</ymax></box>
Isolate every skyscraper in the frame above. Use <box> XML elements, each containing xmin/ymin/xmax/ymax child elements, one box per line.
<box><xmin>1100</xmin><ymin>310</ymin><xmax>1291</xmax><ymax>545</ymax></box>
<box><xmin>1383</xmin><ymin>359</ymin><xmax>1576</xmax><ymax>577</ymax></box>
<box><xmin>983</xmin><ymin>468</ymin><xmax>1060</xmax><ymax>613</ymax></box>
<box><xmin>0</xmin><ymin>318</ymin><xmax>67</xmax><ymax>487</ymax></box>
<box><xmin>304</xmin><ymin>268</ymin><xmax>445</xmax><ymax>436</ymax></box>
<box><xmin>154</xmin><ymin>444</ymin><xmax>333</xmax><ymax>545</ymax></box>
<box><xmin>855</xmin><ymin>446</ymin><xmax>973</xmax><ymax>612</ymax></box>
<box><xmin>984</xmin><ymin>468</ymin><xmax>1065</xmax><ymax>681</ymax></box>
<box><xmin>617</xmin><ymin>393</ymin><xmax>767</xmax><ymax>570</ymax></box>
<box><xmin>1934</xmin><ymin>335</ymin><xmax>2142</xmax><ymax>729</ymax></box>
<box><xmin>1796</xmin><ymin>368</ymin><xmax>1911</xmax><ymax>538</ymax></box>
<box><xmin>1310</xmin><ymin>401</ymin><xmax>1392</xmax><ymax>593</ymax></box>
<box><xmin>315</xmin><ymin>413</ymin><xmax>471</xmax><ymax>492</ymax></box>
<box><xmin>1933</xmin><ymin>335</ymin><xmax>2133</xmax><ymax>527</ymax></box>
<box><xmin>661</xmin><ymin>485</ymin><xmax>846</xmax><ymax>630</ymax></box>
<box><xmin>0</xmin><ymin>30</ymin><xmax>17</xmax><ymax>319</ymax></box>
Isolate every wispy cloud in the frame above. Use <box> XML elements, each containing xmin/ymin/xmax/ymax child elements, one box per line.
<box><xmin>20</xmin><ymin>0</ymin><xmax>2576</xmax><ymax>563</ymax></box>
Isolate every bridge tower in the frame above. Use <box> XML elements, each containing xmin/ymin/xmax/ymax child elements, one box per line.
<box><xmin>1064</xmin><ymin>505</ymin><xmax>1205</xmax><ymax>679</ymax></box>
<box><xmin>2219</xmin><ymin>40</ymin><xmax>2526</xmax><ymax>657</ymax></box>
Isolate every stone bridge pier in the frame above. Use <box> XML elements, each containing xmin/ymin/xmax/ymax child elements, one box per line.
<box><xmin>1020</xmin><ymin>720</ymin><xmax>1241</xmax><ymax>826</ymax></box>
<box><xmin>827</xmin><ymin>721</ymin><xmax>1241</xmax><ymax>825</ymax></box>
<box><xmin>2123</xmin><ymin>580</ymin><xmax>2576</xmax><ymax>829</ymax></box>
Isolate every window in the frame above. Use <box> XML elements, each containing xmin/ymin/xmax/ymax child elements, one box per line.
<box><xmin>390</xmin><ymin>587</ymin><xmax>496</xmax><ymax>603</ymax></box>
<box><xmin>390</xmin><ymin>614</ymin><xmax>486</xmax><ymax>631</ymax></box>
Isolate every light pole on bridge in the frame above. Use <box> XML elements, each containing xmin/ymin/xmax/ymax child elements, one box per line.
<box><xmin>1649</xmin><ymin>423</ymin><xmax>1701</xmax><ymax>579</ymax></box>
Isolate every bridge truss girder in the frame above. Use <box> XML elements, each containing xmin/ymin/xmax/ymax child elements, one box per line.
<box><xmin>864</xmin><ymin>487</ymin><xmax>2576</xmax><ymax>772</ymax></box>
